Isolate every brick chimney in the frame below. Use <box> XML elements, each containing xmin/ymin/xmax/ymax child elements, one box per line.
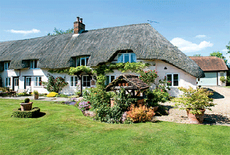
<box><xmin>74</xmin><ymin>17</ymin><xmax>85</xmax><ymax>34</ymax></box>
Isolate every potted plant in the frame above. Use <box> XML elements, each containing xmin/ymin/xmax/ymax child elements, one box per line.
<box><xmin>33</xmin><ymin>90</ymin><xmax>39</xmax><ymax>100</ymax></box>
<box><xmin>173</xmin><ymin>87</ymin><xmax>215</xmax><ymax>124</ymax></box>
<box><xmin>20</xmin><ymin>98</ymin><xmax>33</xmax><ymax>111</ymax></box>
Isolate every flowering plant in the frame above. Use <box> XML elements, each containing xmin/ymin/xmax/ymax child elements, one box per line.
<box><xmin>139</xmin><ymin>70</ymin><xmax>158</xmax><ymax>85</ymax></box>
<box><xmin>78</xmin><ymin>101</ymin><xmax>91</xmax><ymax>111</ymax></box>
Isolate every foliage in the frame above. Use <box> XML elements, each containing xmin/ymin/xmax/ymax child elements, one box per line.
<box><xmin>24</xmin><ymin>98</ymin><xmax>30</xmax><ymax>103</ymax></box>
<box><xmin>193</xmin><ymin>54</ymin><xmax>201</xmax><ymax>56</ymax></box>
<box><xmin>43</xmin><ymin>75</ymin><xmax>68</xmax><ymax>93</ymax></box>
<box><xmin>48</xmin><ymin>68</ymin><xmax>70</xmax><ymax>74</ymax></box>
<box><xmin>139</xmin><ymin>70</ymin><xmax>157</xmax><ymax>85</ymax></box>
<box><xmin>47</xmin><ymin>27</ymin><xmax>73</xmax><ymax>36</ymax></box>
<box><xmin>0</xmin><ymin>87</ymin><xmax>9</xmax><ymax>92</ymax></box>
<box><xmin>210</xmin><ymin>51</ymin><xmax>227</xmax><ymax>64</ymax></box>
<box><xmin>69</xmin><ymin>66</ymin><xmax>92</xmax><ymax>75</ymax></box>
<box><xmin>220</xmin><ymin>76</ymin><xmax>227</xmax><ymax>83</ymax></box>
<box><xmin>33</xmin><ymin>90</ymin><xmax>39</xmax><ymax>95</ymax></box>
<box><xmin>12</xmin><ymin>107</ymin><xmax>40</xmax><ymax>118</ymax></box>
<box><xmin>17</xmin><ymin>92</ymin><xmax>31</xmax><ymax>96</ymax></box>
<box><xmin>47</xmin><ymin>92</ymin><xmax>58</xmax><ymax>97</ymax></box>
<box><xmin>78</xmin><ymin>101</ymin><xmax>90</xmax><ymax>111</ymax></box>
<box><xmin>55</xmin><ymin>94</ymin><xmax>68</xmax><ymax>98</ymax></box>
<box><xmin>93</xmin><ymin>62</ymin><xmax>149</xmax><ymax>75</ymax></box>
<box><xmin>127</xmin><ymin>104</ymin><xmax>155</xmax><ymax>123</ymax></box>
<box><xmin>226</xmin><ymin>41</ymin><xmax>230</xmax><ymax>53</ymax></box>
<box><xmin>173</xmin><ymin>87</ymin><xmax>215</xmax><ymax>114</ymax></box>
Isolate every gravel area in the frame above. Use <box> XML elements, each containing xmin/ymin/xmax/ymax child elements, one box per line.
<box><xmin>155</xmin><ymin>86</ymin><xmax>230</xmax><ymax>126</ymax></box>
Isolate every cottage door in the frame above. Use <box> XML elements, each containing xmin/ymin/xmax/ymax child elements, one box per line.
<box><xmin>82</xmin><ymin>75</ymin><xmax>91</xmax><ymax>90</ymax></box>
<box><xmin>13</xmin><ymin>77</ymin><xmax>19</xmax><ymax>91</ymax></box>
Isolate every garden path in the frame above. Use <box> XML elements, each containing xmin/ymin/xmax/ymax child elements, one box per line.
<box><xmin>155</xmin><ymin>86</ymin><xmax>230</xmax><ymax>126</ymax></box>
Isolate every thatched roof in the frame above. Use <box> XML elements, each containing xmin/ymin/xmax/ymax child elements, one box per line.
<box><xmin>105</xmin><ymin>74</ymin><xmax>149</xmax><ymax>91</ymax></box>
<box><xmin>0</xmin><ymin>23</ymin><xmax>204</xmax><ymax>78</ymax></box>
<box><xmin>190</xmin><ymin>56</ymin><xmax>228</xmax><ymax>71</ymax></box>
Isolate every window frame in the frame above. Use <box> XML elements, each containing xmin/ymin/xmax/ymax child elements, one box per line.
<box><xmin>70</xmin><ymin>76</ymin><xmax>78</xmax><ymax>87</ymax></box>
<box><xmin>117</xmin><ymin>53</ymin><xmax>136</xmax><ymax>63</ymax></box>
<box><xmin>35</xmin><ymin>76</ymin><xmax>42</xmax><ymax>87</ymax></box>
<box><xmin>30</xmin><ymin>60</ymin><xmax>38</xmax><ymax>69</ymax></box>
<box><xmin>105</xmin><ymin>75</ymin><xmax>116</xmax><ymax>86</ymax></box>
<box><xmin>82</xmin><ymin>76</ymin><xmax>90</xmax><ymax>87</ymax></box>
<box><xmin>166</xmin><ymin>73</ymin><xmax>179</xmax><ymax>87</ymax></box>
<box><xmin>26</xmin><ymin>77</ymin><xmax>32</xmax><ymax>86</ymax></box>
<box><xmin>76</xmin><ymin>56</ymin><xmax>89</xmax><ymax>66</ymax></box>
<box><xmin>4</xmin><ymin>62</ymin><xmax>10</xmax><ymax>70</ymax></box>
<box><xmin>5</xmin><ymin>77</ymin><xmax>11</xmax><ymax>87</ymax></box>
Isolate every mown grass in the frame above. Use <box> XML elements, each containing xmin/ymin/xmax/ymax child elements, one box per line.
<box><xmin>0</xmin><ymin>99</ymin><xmax>230</xmax><ymax>155</ymax></box>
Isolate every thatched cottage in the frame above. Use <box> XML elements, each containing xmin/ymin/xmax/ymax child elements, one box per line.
<box><xmin>0</xmin><ymin>17</ymin><xmax>204</xmax><ymax>96</ymax></box>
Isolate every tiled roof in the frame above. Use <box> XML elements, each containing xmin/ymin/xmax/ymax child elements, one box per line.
<box><xmin>190</xmin><ymin>56</ymin><xmax>228</xmax><ymax>71</ymax></box>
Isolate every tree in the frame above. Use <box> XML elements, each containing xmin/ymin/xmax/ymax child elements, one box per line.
<box><xmin>210</xmin><ymin>51</ymin><xmax>227</xmax><ymax>64</ymax></box>
<box><xmin>193</xmin><ymin>54</ymin><xmax>201</xmax><ymax>57</ymax></box>
<box><xmin>47</xmin><ymin>27</ymin><xmax>73</xmax><ymax>36</ymax></box>
<box><xmin>226</xmin><ymin>41</ymin><xmax>230</xmax><ymax>53</ymax></box>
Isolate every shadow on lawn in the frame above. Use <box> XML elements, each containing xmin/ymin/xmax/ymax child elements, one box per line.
<box><xmin>34</xmin><ymin>112</ymin><xmax>46</xmax><ymax>118</ymax></box>
<box><xmin>204</xmin><ymin>114</ymin><xmax>230</xmax><ymax>125</ymax></box>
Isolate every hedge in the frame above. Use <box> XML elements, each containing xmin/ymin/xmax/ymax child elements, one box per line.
<box><xmin>12</xmin><ymin>107</ymin><xmax>40</xmax><ymax>118</ymax></box>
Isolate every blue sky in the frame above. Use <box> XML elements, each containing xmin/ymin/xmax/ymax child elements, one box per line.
<box><xmin>0</xmin><ymin>0</ymin><xmax>229</xmax><ymax>63</ymax></box>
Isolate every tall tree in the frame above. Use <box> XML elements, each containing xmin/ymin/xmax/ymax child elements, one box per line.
<box><xmin>226</xmin><ymin>41</ymin><xmax>230</xmax><ymax>53</ymax></box>
<box><xmin>210</xmin><ymin>51</ymin><xmax>227</xmax><ymax>64</ymax></box>
<box><xmin>47</xmin><ymin>27</ymin><xmax>73</xmax><ymax>36</ymax></box>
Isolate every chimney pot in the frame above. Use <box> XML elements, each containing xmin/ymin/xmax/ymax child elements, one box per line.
<box><xmin>80</xmin><ymin>18</ymin><xmax>83</xmax><ymax>23</ymax></box>
<box><xmin>77</xmin><ymin>17</ymin><xmax>80</xmax><ymax>22</ymax></box>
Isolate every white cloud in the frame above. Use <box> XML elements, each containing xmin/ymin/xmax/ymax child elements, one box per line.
<box><xmin>7</xmin><ymin>29</ymin><xmax>40</xmax><ymax>35</ymax></box>
<box><xmin>222</xmin><ymin>49</ymin><xmax>228</xmax><ymax>52</ymax></box>
<box><xmin>170</xmin><ymin>37</ymin><xmax>213</xmax><ymax>53</ymax></box>
<box><xmin>195</xmin><ymin>35</ymin><xmax>206</xmax><ymax>38</ymax></box>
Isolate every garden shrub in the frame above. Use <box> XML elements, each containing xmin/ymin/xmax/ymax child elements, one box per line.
<box><xmin>47</xmin><ymin>92</ymin><xmax>58</xmax><ymax>97</ymax></box>
<box><xmin>12</xmin><ymin>107</ymin><xmax>40</xmax><ymax>118</ymax></box>
<box><xmin>43</xmin><ymin>75</ymin><xmax>68</xmax><ymax>93</ymax></box>
<box><xmin>220</xmin><ymin>76</ymin><xmax>227</xmax><ymax>83</ymax></box>
<box><xmin>127</xmin><ymin>104</ymin><xmax>155</xmax><ymax>123</ymax></box>
<box><xmin>78</xmin><ymin>101</ymin><xmax>90</xmax><ymax>111</ymax></box>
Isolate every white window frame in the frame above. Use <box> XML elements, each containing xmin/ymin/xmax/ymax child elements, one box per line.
<box><xmin>82</xmin><ymin>75</ymin><xmax>91</xmax><ymax>87</ymax></box>
<box><xmin>76</xmin><ymin>56</ymin><xmax>89</xmax><ymax>66</ymax></box>
<box><xmin>117</xmin><ymin>53</ymin><xmax>136</xmax><ymax>63</ymax></box>
<box><xmin>30</xmin><ymin>60</ymin><xmax>38</xmax><ymax>69</ymax></box>
<box><xmin>4</xmin><ymin>62</ymin><xmax>10</xmax><ymax>70</ymax></box>
<box><xmin>70</xmin><ymin>76</ymin><xmax>78</xmax><ymax>87</ymax></box>
<box><xmin>166</xmin><ymin>73</ymin><xmax>179</xmax><ymax>87</ymax></box>
<box><xmin>26</xmin><ymin>77</ymin><xmax>32</xmax><ymax>86</ymax></box>
<box><xmin>35</xmin><ymin>76</ymin><xmax>42</xmax><ymax>86</ymax></box>
<box><xmin>105</xmin><ymin>75</ymin><xmax>116</xmax><ymax>85</ymax></box>
<box><xmin>5</xmin><ymin>77</ymin><xmax>11</xmax><ymax>87</ymax></box>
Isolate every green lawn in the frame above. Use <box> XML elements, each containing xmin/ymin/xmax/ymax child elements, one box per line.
<box><xmin>0</xmin><ymin>99</ymin><xmax>230</xmax><ymax>155</ymax></box>
<box><xmin>225</xmin><ymin>86</ymin><xmax>230</xmax><ymax>88</ymax></box>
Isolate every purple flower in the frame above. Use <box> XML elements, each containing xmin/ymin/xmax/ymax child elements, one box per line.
<box><xmin>78</xmin><ymin>101</ymin><xmax>90</xmax><ymax>111</ymax></box>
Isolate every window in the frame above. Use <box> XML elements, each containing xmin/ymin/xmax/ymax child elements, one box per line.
<box><xmin>14</xmin><ymin>78</ymin><xmax>19</xmax><ymax>86</ymax></box>
<box><xmin>30</xmin><ymin>60</ymin><xmax>38</xmax><ymax>69</ymax></box>
<box><xmin>105</xmin><ymin>75</ymin><xmax>116</xmax><ymax>85</ymax></box>
<box><xmin>82</xmin><ymin>76</ymin><xmax>90</xmax><ymax>87</ymax></box>
<box><xmin>4</xmin><ymin>62</ymin><xmax>10</xmax><ymax>70</ymax></box>
<box><xmin>35</xmin><ymin>77</ymin><xmax>42</xmax><ymax>86</ymax></box>
<box><xmin>117</xmin><ymin>53</ymin><xmax>136</xmax><ymax>63</ymax></box>
<box><xmin>76</xmin><ymin>56</ymin><xmax>89</xmax><ymax>66</ymax></box>
<box><xmin>5</xmin><ymin>77</ymin><xmax>11</xmax><ymax>87</ymax></box>
<box><xmin>26</xmin><ymin>77</ymin><xmax>31</xmax><ymax>86</ymax></box>
<box><xmin>70</xmin><ymin>76</ymin><xmax>78</xmax><ymax>86</ymax></box>
<box><xmin>167</xmin><ymin>74</ymin><xmax>179</xmax><ymax>86</ymax></box>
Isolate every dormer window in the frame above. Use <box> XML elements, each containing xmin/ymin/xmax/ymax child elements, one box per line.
<box><xmin>117</xmin><ymin>53</ymin><xmax>136</xmax><ymax>63</ymax></box>
<box><xmin>30</xmin><ymin>60</ymin><xmax>38</xmax><ymax>69</ymax></box>
<box><xmin>4</xmin><ymin>62</ymin><xmax>10</xmax><ymax>70</ymax></box>
<box><xmin>76</xmin><ymin>56</ymin><xmax>89</xmax><ymax>66</ymax></box>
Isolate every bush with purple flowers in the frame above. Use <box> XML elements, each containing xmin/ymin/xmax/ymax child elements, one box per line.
<box><xmin>78</xmin><ymin>101</ymin><xmax>90</xmax><ymax>111</ymax></box>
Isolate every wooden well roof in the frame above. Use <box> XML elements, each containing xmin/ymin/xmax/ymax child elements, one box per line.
<box><xmin>105</xmin><ymin>74</ymin><xmax>149</xmax><ymax>91</ymax></box>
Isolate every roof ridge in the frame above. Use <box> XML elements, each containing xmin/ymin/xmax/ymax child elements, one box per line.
<box><xmin>87</xmin><ymin>23</ymin><xmax>150</xmax><ymax>32</ymax></box>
